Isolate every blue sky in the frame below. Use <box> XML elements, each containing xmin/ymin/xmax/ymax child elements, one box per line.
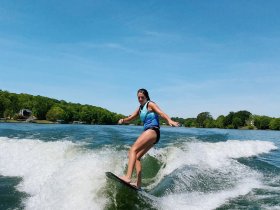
<box><xmin>1</xmin><ymin>0</ymin><xmax>280</xmax><ymax>118</ymax></box>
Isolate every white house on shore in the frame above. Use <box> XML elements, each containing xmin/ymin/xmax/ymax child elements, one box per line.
<box><xmin>19</xmin><ymin>109</ymin><xmax>32</xmax><ymax>118</ymax></box>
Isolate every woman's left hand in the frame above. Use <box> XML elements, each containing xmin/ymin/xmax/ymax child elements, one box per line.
<box><xmin>169</xmin><ymin>120</ymin><xmax>180</xmax><ymax>127</ymax></box>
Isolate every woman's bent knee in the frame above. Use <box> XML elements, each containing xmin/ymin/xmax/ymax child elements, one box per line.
<box><xmin>130</xmin><ymin>145</ymin><xmax>138</xmax><ymax>153</ymax></box>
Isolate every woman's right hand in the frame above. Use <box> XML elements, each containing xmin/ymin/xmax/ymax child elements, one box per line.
<box><xmin>118</xmin><ymin>119</ymin><xmax>124</xmax><ymax>124</ymax></box>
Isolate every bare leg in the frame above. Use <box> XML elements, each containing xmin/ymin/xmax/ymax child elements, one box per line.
<box><xmin>131</xmin><ymin>160</ymin><xmax>141</xmax><ymax>188</ymax></box>
<box><xmin>131</xmin><ymin>143</ymin><xmax>154</xmax><ymax>188</ymax></box>
<box><xmin>120</xmin><ymin>129</ymin><xmax>156</xmax><ymax>184</ymax></box>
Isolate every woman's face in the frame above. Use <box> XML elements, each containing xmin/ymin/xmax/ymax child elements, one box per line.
<box><xmin>137</xmin><ymin>92</ymin><xmax>147</xmax><ymax>105</ymax></box>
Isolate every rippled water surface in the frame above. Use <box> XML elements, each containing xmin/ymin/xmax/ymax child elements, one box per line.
<box><xmin>0</xmin><ymin>123</ymin><xmax>279</xmax><ymax>210</ymax></box>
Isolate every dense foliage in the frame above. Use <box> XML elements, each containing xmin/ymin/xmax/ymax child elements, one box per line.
<box><xmin>175</xmin><ymin>110</ymin><xmax>280</xmax><ymax>130</ymax></box>
<box><xmin>0</xmin><ymin>90</ymin><xmax>123</xmax><ymax>124</ymax></box>
<box><xmin>1</xmin><ymin>90</ymin><xmax>279</xmax><ymax>130</ymax></box>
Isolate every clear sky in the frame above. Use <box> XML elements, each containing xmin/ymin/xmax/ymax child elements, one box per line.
<box><xmin>1</xmin><ymin>0</ymin><xmax>280</xmax><ymax>118</ymax></box>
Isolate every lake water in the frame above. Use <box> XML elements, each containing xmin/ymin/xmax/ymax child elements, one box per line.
<box><xmin>0</xmin><ymin>123</ymin><xmax>279</xmax><ymax>210</ymax></box>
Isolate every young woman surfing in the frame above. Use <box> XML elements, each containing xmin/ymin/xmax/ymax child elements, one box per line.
<box><xmin>118</xmin><ymin>88</ymin><xmax>180</xmax><ymax>188</ymax></box>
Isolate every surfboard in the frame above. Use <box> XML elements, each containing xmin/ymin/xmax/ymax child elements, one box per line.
<box><xmin>105</xmin><ymin>172</ymin><xmax>140</xmax><ymax>191</ymax></box>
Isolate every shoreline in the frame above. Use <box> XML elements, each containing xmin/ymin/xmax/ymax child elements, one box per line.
<box><xmin>0</xmin><ymin>120</ymin><xmax>55</xmax><ymax>124</ymax></box>
<box><xmin>0</xmin><ymin>120</ymin><xmax>278</xmax><ymax>131</ymax></box>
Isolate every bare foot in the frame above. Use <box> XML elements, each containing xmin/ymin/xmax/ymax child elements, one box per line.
<box><xmin>119</xmin><ymin>176</ymin><xmax>131</xmax><ymax>183</ymax></box>
<box><xmin>130</xmin><ymin>182</ymin><xmax>140</xmax><ymax>189</ymax></box>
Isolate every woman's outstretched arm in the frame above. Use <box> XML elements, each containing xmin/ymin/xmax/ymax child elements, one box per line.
<box><xmin>149</xmin><ymin>102</ymin><xmax>180</xmax><ymax>127</ymax></box>
<box><xmin>118</xmin><ymin>108</ymin><xmax>139</xmax><ymax>124</ymax></box>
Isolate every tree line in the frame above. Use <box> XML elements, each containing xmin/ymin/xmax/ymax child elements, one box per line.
<box><xmin>0</xmin><ymin>90</ymin><xmax>123</xmax><ymax>124</ymax></box>
<box><xmin>1</xmin><ymin>90</ymin><xmax>279</xmax><ymax>130</ymax></box>
<box><xmin>171</xmin><ymin>111</ymin><xmax>280</xmax><ymax>130</ymax></box>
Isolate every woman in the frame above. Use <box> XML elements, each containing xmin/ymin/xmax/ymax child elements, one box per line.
<box><xmin>118</xmin><ymin>88</ymin><xmax>180</xmax><ymax>188</ymax></box>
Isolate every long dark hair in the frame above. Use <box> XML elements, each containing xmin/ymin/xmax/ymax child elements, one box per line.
<box><xmin>137</xmin><ymin>88</ymin><xmax>150</xmax><ymax>101</ymax></box>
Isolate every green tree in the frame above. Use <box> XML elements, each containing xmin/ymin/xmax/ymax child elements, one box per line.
<box><xmin>18</xmin><ymin>93</ymin><xmax>34</xmax><ymax>110</ymax></box>
<box><xmin>224</xmin><ymin>112</ymin><xmax>235</xmax><ymax>128</ymax></box>
<box><xmin>0</xmin><ymin>92</ymin><xmax>11</xmax><ymax>118</ymax></box>
<box><xmin>232</xmin><ymin>117</ymin><xmax>242</xmax><ymax>129</ymax></box>
<box><xmin>184</xmin><ymin>118</ymin><xmax>197</xmax><ymax>127</ymax></box>
<box><xmin>33</xmin><ymin>96</ymin><xmax>55</xmax><ymax>120</ymax></box>
<box><xmin>0</xmin><ymin>101</ymin><xmax>4</xmax><ymax>117</ymax></box>
<box><xmin>0</xmin><ymin>90</ymin><xmax>123</xmax><ymax>124</ymax></box>
<box><xmin>46</xmin><ymin>106</ymin><xmax>66</xmax><ymax>122</ymax></box>
<box><xmin>9</xmin><ymin>94</ymin><xmax>19</xmax><ymax>116</ymax></box>
<box><xmin>269</xmin><ymin>118</ymin><xmax>280</xmax><ymax>130</ymax></box>
<box><xmin>205</xmin><ymin>118</ymin><xmax>215</xmax><ymax>128</ymax></box>
<box><xmin>254</xmin><ymin>115</ymin><xmax>272</xmax><ymax>130</ymax></box>
<box><xmin>215</xmin><ymin>115</ymin><xmax>225</xmax><ymax>128</ymax></box>
<box><xmin>196</xmin><ymin>112</ymin><xmax>213</xmax><ymax>128</ymax></box>
<box><xmin>80</xmin><ymin>106</ymin><xmax>93</xmax><ymax>123</ymax></box>
<box><xmin>4</xmin><ymin>109</ymin><xmax>13</xmax><ymax>119</ymax></box>
<box><xmin>234</xmin><ymin>110</ymin><xmax>252</xmax><ymax>127</ymax></box>
<box><xmin>99</xmin><ymin>111</ymin><xmax>113</xmax><ymax>124</ymax></box>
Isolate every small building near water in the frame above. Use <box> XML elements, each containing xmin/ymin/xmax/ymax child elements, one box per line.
<box><xmin>19</xmin><ymin>109</ymin><xmax>32</xmax><ymax>119</ymax></box>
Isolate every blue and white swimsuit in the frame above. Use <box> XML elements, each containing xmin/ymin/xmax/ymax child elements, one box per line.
<box><xmin>139</xmin><ymin>101</ymin><xmax>160</xmax><ymax>143</ymax></box>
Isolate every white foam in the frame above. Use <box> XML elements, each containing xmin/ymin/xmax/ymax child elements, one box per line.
<box><xmin>262</xmin><ymin>205</ymin><xmax>280</xmax><ymax>210</ymax></box>
<box><xmin>158</xmin><ymin>178</ymin><xmax>262</xmax><ymax>210</ymax></box>
<box><xmin>0</xmin><ymin>137</ymin><xmax>277</xmax><ymax>210</ymax></box>
<box><xmin>147</xmin><ymin>139</ymin><xmax>277</xmax><ymax>209</ymax></box>
<box><xmin>0</xmin><ymin>137</ymin><xmax>126</xmax><ymax>210</ymax></box>
<box><xmin>151</xmin><ymin>140</ymin><xmax>277</xmax><ymax>177</ymax></box>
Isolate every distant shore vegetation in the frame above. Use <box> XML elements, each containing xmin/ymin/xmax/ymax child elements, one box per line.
<box><xmin>0</xmin><ymin>90</ymin><xmax>279</xmax><ymax>130</ymax></box>
<box><xmin>0</xmin><ymin>90</ymin><xmax>123</xmax><ymax>125</ymax></box>
<box><xmin>171</xmin><ymin>111</ymin><xmax>280</xmax><ymax>131</ymax></box>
